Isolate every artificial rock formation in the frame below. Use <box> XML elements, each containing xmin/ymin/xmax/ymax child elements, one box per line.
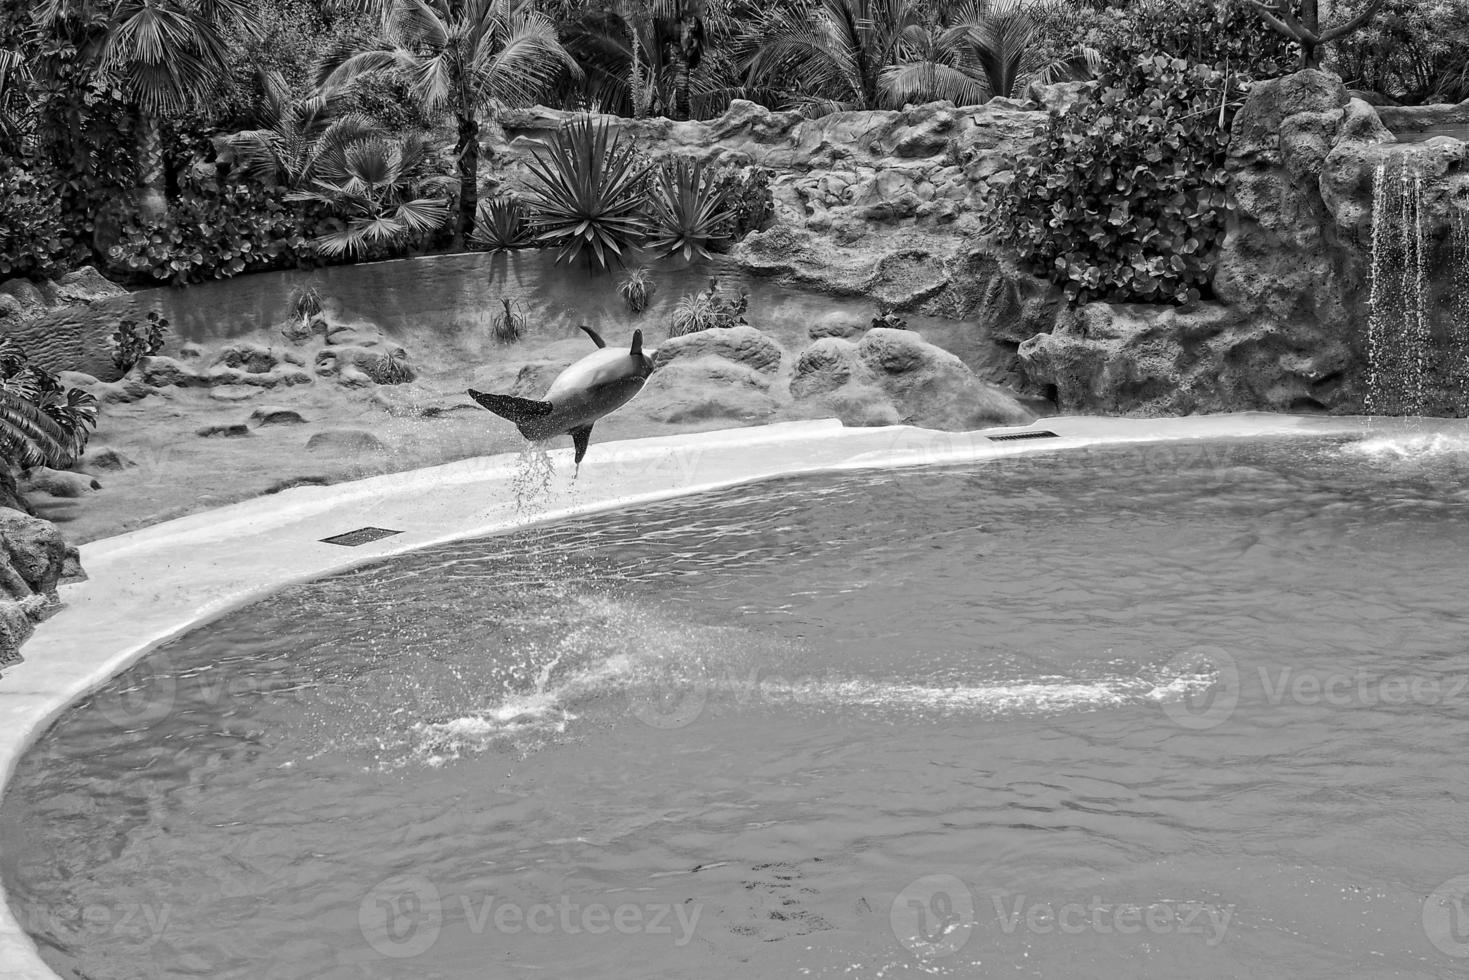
<box><xmin>1015</xmin><ymin>72</ymin><xmax>1469</xmax><ymax>416</ymax></box>
<box><xmin>0</xmin><ymin>507</ymin><xmax>70</xmax><ymax>671</ymax></box>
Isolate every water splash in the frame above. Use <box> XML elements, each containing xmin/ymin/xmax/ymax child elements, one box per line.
<box><xmin>510</xmin><ymin>441</ymin><xmax>558</xmax><ymax>518</ymax></box>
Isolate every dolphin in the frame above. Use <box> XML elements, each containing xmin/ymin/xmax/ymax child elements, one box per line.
<box><xmin>468</xmin><ymin>326</ymin><xmax>657</xmax><ymax>471</ymax></box>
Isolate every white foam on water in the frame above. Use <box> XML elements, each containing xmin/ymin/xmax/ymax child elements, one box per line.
<box><xmin>1343</xmin><ymin>432</ymin><xmax>1469</xmax><ymax>460</ymax></box>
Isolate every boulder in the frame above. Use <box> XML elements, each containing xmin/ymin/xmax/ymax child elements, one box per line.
<box><xmin>306</xmin><ymin>429</ymin><xmax>387</xmax><ymax>454</ymax></box>
<box><xmin>807</xmin><ymin>311</ymin><xmax>869</xmax><ymax>340</ymax></box>
<box><xmin>652</xmin><ymin>326</ymin><xmax>783</xmax><ymax>374</ymax></box>
<box><xmin>636</xmin><ymin>360</ymin><xmax>779</xmax><ymax>424</ymax></box>
<box><xmin>791</xmin><ymin>337</ymin><xmax>863</xmax><ymax>398</ymax></box>
<box><xmin>249</xmin><ymin>407</ymin><xmax>308</xmax><ymax>426</ymax></box>
<box><xmin>197</xmin><ymin>423</ymin><xmax>251</xmax><ymax>438</ymax></box>
<box><xmin>0</xmin><ymin>508</ymin><xmax>70</xmax><ymax>667</ymax></box>
<box><xmin>315</xmin><ymin>344</ymin><xmax>414</xmax><ymax>386</ymax></box>
<box><xmin>20</xmin><ymin>467</ymin><xmax>101</xmax><ymax>498</ymax></box>
<box><xmin>84</xmin><ymin>448</ymin><xmax>137</xmax><ymax>472</ymax></box>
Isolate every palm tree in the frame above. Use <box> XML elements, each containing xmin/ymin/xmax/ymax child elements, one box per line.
<box><xmin>743</xmin><ymin>0</ymin><xmax>921</xmax><ymax>112</ymax></box>
<box><xmin>213</xmin><ymin>69</ymin><xmax>382</xmax><ymax>189</ymax></box>
<box><xmin>287</xmin><ymin>132</ymin><xmax>454</xmax><ymax>258</ymax></box>
<box><xmin>0</xmin><ymin>49</ymin><xmax>32</xmax><ymax>157</ymax></box>
<box><xmin>321</xmin><ymin>0</ymin><xmax>578</xmax><ymax>245</ymax></box>
<box><xmin>655</xmin><ymin>0</ymin><xmax>706</xmax><ymax>120</ymax></box>
<box><xmin>34</xmin><ymin>0</ymin><xmax>263</xmax><ymax>222</ymax></box>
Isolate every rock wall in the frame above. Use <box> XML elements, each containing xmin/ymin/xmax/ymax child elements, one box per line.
<box><xmin>0</xmin><ymin>507</ymin><xmax>73</xmax><ymax>673</ymax></box>
<box><xmin>1015</xmin><ymin>73</ymin><xmax>1469</xmax><ymax>416</ymax></box>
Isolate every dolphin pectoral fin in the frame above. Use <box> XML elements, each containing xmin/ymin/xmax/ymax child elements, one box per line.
<box><xmin>629</xmin><ymin>329</ymin><xmax>643</xmax><ymax>357</ymax></box>
<box><xmin>467</xmin><ymin>389</ymin><xmax>555</xmax><ymax>425</ymax></box>
<box><xmin>579</xmin><ymin>325</ymin><xmax>607</xmax><ymax>348</ymax></box>
<box><xmin>570</xmin><ymin>424</ymin><xmax>593</xmax><ymax>466</ymax></box>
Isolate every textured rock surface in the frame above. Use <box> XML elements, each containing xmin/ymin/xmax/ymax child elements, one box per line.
<box><xmin>0</xmin><ymin>507</ymin><xmax>71</xmax><ymax>669</ymax></box>
<box><xmin>1016</xmin><ymin>70</ymin><xmax>1469</xmax><ymax>416</ymax></box>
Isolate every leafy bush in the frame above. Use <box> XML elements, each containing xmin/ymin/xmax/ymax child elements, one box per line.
<box><xmin>471</xmin><ymin>194</ymin><xmax>533</xmax><ymax>252</ymax></box>
<box><xmin>109</xmin><ymin>182</ymin><xmax>311</xmax><ymax>285</ymax></box>
<box><xmin>669</xmin><ymin>277</ymin><xmax>748</xmax><ymax>336</ymax></box>
<box><xmin>0</xmin><ymin>163</ymin><xmax>70</xmax><ymax>278</ymax></box>
<box><xmin>617</xmin><ymin>266</ymin><xmax>656</xmax><ymax>313</ymax></box>
<box><xmin>986</xmin><ymin>55</ymin><xmax>1238</xmax><ymax>306</ymax></box>
<box><xmin>711</xmin><ymin>165</ymin><xmax>774</xmax><ymax>241</ymax></box>
<box><xmin>1100</xmin><ymin>0</ymin><xmax>1298</xmax><ymax>79</ymax></box>
<box><xmin>111</xmin><ymin>311</ymin><xmax>169</xmax><ymax>372</ymax></box>
<box><xmin>524</xmin><ymin>115</ymin><xmax>650</xmax><ymax>270</ymax></box>
<box><xmin>648</xmin><ymin>157</ymin><xmax>734</xmax><ymax>261</ymax></box>
<box><xmin>0</xmin><ymin>339</ymin><xmax>98</xmax><ymax>470</ymax></box>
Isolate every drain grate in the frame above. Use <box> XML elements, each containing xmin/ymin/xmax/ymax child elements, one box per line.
<box><xmin>320</xmin><ymin>526</ymin><xmax>403</xmax><ymax>547</ymax></box>
<box><xmin>986</xmin><ymin>429</ymin><xmax>1061</xmax><ymax>442</ymax></box>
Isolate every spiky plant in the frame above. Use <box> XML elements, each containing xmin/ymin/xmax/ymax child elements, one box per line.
<box><xmin>523</xmin><ymin>114</ymin><xmax>651</xmax><ymax>270</ymax></box>
<box><xmin>669</xmin><ymin>276</ymin><xmax>747</xmax><ymax>336</ymax></box>
<box><xmin>471</xmin><ymin>194</ymin><xmax>532</xmax><ymax>252</ymax></box>
<box><xmin>647</xmin><ymin>157</ymin><xmax>734</xmax><ymax>261</ymax></box>
<box><xmin>617</xmin><ymin>266</ymin><xmax>657</xmax><ymax>313</ymax></box>
<box><xmin>492</xmin><ymin>297</ymin><xmax>528</xmax><ymax>343</ymax></box>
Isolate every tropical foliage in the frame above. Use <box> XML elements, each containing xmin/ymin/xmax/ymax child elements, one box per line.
<box><xmin>617</xmin><ymin>265</ymin><xmax>657</xmax><ymax>312</ymax></box>
<box><xmin>986</xmin><ymin>54</ymin><xmax>1239</xmax><ymax>306</ymax></box>
<box><xmin>287</xmin><ymin>133</ymin><xmax>454</xmax><ymax>258</ymax></box>
<box><xmin>648</xmin><ymin>157</ymin><xmax>734</xmax><ymax>260</ymax></box>
<box><xmin>669</xmin><ymin>276</ymin><xmax>748</xmax><ymax>335</ymax></box>
<box><xmin>0</xmin><ymin>339</ymin><xmax>98</xmax><ymax>471</ymax></box>
<box><xmin>110</xmin><ymin>309</ymin><xmax>168</xmax><ymax>371</ymax></box>
<box><xmin>523</xmin><ymin>113</ymin><xmax>650</xmax><ymax>268</ymax></box>
<box><xmin>321</xmin><ymin>0</ymin><xmax>577</xmax><ymax>241</ymax></box>
<box><xmin>470</xmin><ymin>193</ymin><xmax>533</xmax><ymax>251</ymax></box>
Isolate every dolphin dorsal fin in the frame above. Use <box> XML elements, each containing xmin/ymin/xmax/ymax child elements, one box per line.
<box><xmin>629</xmin><ymin>329</ymin><xmax>643</xmax><ymax>357</ymax></box>
<box><xmin>580</xmin><ymin>325</ymin><xmax>606</xmax><ymax>348</ymax></box>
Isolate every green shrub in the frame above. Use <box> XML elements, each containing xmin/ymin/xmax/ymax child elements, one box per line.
<box><xmin>1101</xmin><ymin>0</ymin><xmax>1298</xmax><ymax>79</ymax></box>
<box><xmin>986</xmin><ymin>55</ymin><xmax>1238</xmax><ymax>306</ymax></box>
<box><xmin>710</xmin><ymin>165</ymin><xmax>773</xmax><ymax>241</ymax></box>
<box><xmin>0</xmin><ymin>164</ymin><xmax>71</xmax><ymax>278</ymax></box>
<box><xmin>109</xmin><ymin>182</ymin><xmax>311</xmax><ymax>285</ymax></box>
<box><xmin>111</xmin><ymin>311</ymin><xmax>169</xmax><ymax>372</ymax></box>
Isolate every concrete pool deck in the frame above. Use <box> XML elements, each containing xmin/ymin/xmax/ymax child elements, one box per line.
<box><xmin>0</xmin><ymin>412</ymin><xmax>1403</xmax><ymax>978</ymax></box>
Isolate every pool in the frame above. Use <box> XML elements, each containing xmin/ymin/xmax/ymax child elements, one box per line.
<box><xmin>5</xmin><ymin>427</ymin><xmax>1469</xmax><ymax>978</ymax></box>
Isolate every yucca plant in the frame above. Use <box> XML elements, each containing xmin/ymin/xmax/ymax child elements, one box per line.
<box><xmin>288</xmin><ymin>134</ymin><xmax>453</xmax><ymax>259</ymax></box>
<box><xmin>491</xmin><ymin>297</ymin><xmax>528</xmax><ymax>343</ymax></box>
<box><xmin>648</xmin><ymin>157</ymin><xmax>734</xmax><ymax>261</ymax></box>
<box><xmin>0</xmin><ymin>339</ymin><xmax>97</xmax><ymax>471</ymax></box>
<box><xmin>524</xmin><ymin>114</ymin><xmax>651</xmax><ymax>270</ymax></box>
<box><xmin>471</xmin><ymin>194</ymin><xmax>533</xmax><ymax>252</ymax></box>
<box><xmin>617</xmin><ymin>266</ymin><xmax>657</xmax><ymax>313</ymax></box>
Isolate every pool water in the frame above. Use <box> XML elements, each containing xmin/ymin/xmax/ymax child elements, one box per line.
<box><xmin>6</xmin><ymin>431</ymin><xmax>1469</xmax><ymax>979</ymax></box>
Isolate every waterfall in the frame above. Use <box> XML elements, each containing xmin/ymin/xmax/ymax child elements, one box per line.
<box><xmin>1366</xmin><ymin>154</ymin><xmax>1433</xmax><ymax>416</ymax></box>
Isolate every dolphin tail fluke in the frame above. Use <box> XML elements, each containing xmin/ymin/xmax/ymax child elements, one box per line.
<box><xmin>570</xmin><ymin>424</ymin><xmax>593</xmax><ymax>470</ymax></box>
<box><xmin>467</xmin><ymin>389</ymin><xmax>554</xmax><ymax>430</ymax></box>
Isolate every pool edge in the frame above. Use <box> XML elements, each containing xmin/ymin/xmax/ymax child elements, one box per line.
<box><xmin>0</xmin><ymin>412</ymin><xmax>1376</xmax><ymax>979</ymax></box>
